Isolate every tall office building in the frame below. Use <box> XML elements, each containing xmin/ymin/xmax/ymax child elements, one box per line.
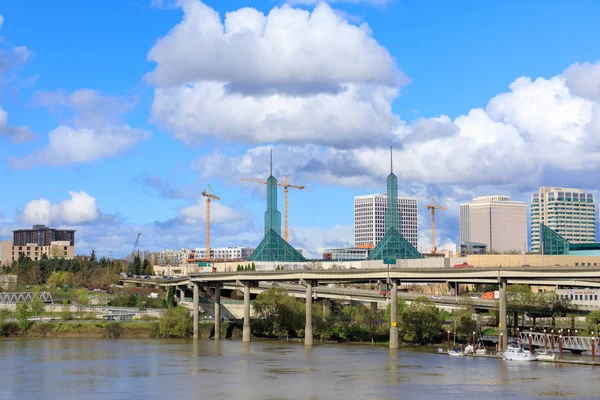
<box><xmin>460</xmin><ymin>196</ymin><xmax>528</xmax><ymax>253</ymax></box>
<box><xmin>531</xmin><ymin>187</ymin><xmax>596</xmax><ymax>253</ymax></box>
<box><xmin>354</xmin><ymin>194</ymin><xmax>418</xmax><ymax>248</ymax></box>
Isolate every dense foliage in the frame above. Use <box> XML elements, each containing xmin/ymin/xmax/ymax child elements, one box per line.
<box><xmin>2</xmin><ymin>250</ymin><xmax>122</xmax><ymax>288</ymax></box>
<box><xmin>158</xmin><ymin>307</ymin><xmax>193</xmax><ymax>338</ymax></box>
<box><xmin>252</xmin><ymin>288</ymin><xmax>445</xmax><ymax>344</ymax></box>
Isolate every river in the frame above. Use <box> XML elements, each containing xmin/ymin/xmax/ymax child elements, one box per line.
<box><xmin>0</xmin><ymin>338</ymin><xmax>598</xmax><ymax>400</ymax></box>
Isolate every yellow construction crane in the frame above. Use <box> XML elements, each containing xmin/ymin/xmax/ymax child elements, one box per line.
<box><xmin>426</xmin><ymin>197</ymin><xmax>447</xmax><ymax>254</ymax></box>
<box><xmin>201</xmin><ymin>185</ymin><xmax>220</xmax><ymax>260</ymax></box>
<box><xmin>240</xmin><ymin>175</ymin><xmax>305</xmax><ymax>242</ymax></box>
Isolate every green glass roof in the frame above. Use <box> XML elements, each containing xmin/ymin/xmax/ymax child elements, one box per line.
<box><xmin>367</xmin><ymin>228</ymin><xmax>423</xmax><ymax>260</ymax></box>
<box><xmin>249</xmin><ymin>229</ymin><xmax>306</xmax><ymax>262</ymax></box>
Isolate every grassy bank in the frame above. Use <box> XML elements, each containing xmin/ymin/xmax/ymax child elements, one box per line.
<box><xmin>25</xmin><ymin>321</ymin><xmax>159</xmax><ymax>338</ymax></box>
<box><xmin>0</xmin><ymin>320</ymin><xmax>244</xmax><ymax>340</ymax></box>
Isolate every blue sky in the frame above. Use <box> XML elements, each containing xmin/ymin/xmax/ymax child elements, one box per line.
<box><xmin>1</xmin><ymin>0</ymin><xmax>599</xmax><ymax>258</ymax></box>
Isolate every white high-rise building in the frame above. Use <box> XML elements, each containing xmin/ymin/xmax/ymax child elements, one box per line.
<box><xmin>460</xmin><ymin>196</ymin><xmax>528</xmax><ymax>254</ymax></box>
<box><xmin>531</xmin><ymin>187</ymin><xmax>596</xmax><ymax>253</ymax></box>
<box><xmin>354</xmin><ymin>194</ymin><xmax>418</xmax><ymax>248</ymax></box>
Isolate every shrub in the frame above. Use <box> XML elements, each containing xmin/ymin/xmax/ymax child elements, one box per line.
<box><xmin>158</xmin><ymin>307</ymin><xmax>193</xmax><ymax>338</ymax></box>
<box><xmin>105</xmin><ymin>322</ymin><xmax>124</xmax><ymax>338</ymax></box>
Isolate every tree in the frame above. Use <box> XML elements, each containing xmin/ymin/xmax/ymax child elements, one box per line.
<box><xmin>61</xmin><ymin>300</ymin><xmax>72</xmax><ymax>320</ymax></box>
<box><xmin>132</xmin><ymin>255</ymin><xmax>142</xmax><ymax>275</ymax></box>
<box><xmin>402</xmin><ymin>297</ymin><xmax>444</xmax><ymax>345</ymax></box>
<box><xmin>31</xmin><ymin>294</ymin><xmax>45</xmax><ymax>317</ymax></box>
<box><xmin>142</xmin><ymin>259</ymin><xmax>152</xmax><ymax>275</ymax></box>
<box><xmin>158</xmin><ymin>307</ymin><xmax>193</xmax><ymax>338</ymax></box>
<box><xmin>76</xmin><ymin>288</ymin><xmax>90</xmax><ymax>314</ymax></box>
<box><xmin>586</xmin><ymin>310</ymin><xmax>600</xmax><ymax>334</ymax></box>
<box><xmin>253</xmin><ymin>287</ymin><xmax>304</xmax><ymax>339</ymax></box>
<box><xmin>15</xmin><ymin>303</ymin><xmax>30</xmax><ymax>332</ymax></box>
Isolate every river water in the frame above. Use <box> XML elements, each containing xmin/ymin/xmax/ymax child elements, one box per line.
<box><xmin>0</xmin><ymin>338</ymin><xmax>598</xmax><ymax>400</ymax></box>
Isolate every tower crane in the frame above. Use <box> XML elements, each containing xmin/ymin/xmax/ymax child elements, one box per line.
<box><xmin>426</xmin><ymin>198</ymin><xmax>447</xmax><ymax>254</ymax></box>
<box><xmin>131</xmin><ymin>233</ymin><xmax>141</xmax><ymax>259</ymax></box>
<box><xmin>240</xmin><ymin>175</ymin><xmax>305</xmax><ymax>243</ymax></box>
<box><xmin>202</xmin><ymin>185</ymin><xmax>220</xmax><ymax>261</ymax></box>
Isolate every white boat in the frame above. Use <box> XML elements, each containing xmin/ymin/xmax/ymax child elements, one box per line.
<box><xmin>502</xmin><ymin>345</ymin><xmax>537</xmax><ymax>361</ymax></box>
<box><xmin>536</xmin><ymin>351</ymin><xmax>556</xmax><ymax>360</ymax></box>
<box><xmin>464</xmin><ymin>344</ymin><xmax>487</xmax><ymax>355</ymax></box>
<box><xmin>448</xmin><ymin>349</ymin><xmax>464</xmax><ymax>356</ymax></box>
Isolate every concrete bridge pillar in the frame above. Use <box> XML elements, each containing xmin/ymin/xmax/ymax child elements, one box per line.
<box><xmin>305</xmin><ymin>280</ymin><xmax>314</xmax><ymax>346</ymax></box>
<box><xmin>179</xmin><ymin>287</ymin><xmax>185</xmax><ymax>302</ymax></box>
<box><xmin>193</xmin><ymin>283</ymin><xmax>199</xmax><ymax>339</ymax></box>
<box><xmin>243</xmin><ymin>282</ymin><xmax>251</xmax><ymax>343</ymax></box>
<box><xmin>498</xmin><ymin>279</ymin><xmax>507</xmax><ymax>350</ymax></box>
<box><xmin>390</xmin><ymin>281</ymin><xmax>399</xmax><ymax>349</ymax></box>
<box><xmin>214</xmin><ymin>284</ymin><xmax>221</xmax><ymax>340</ymax></box>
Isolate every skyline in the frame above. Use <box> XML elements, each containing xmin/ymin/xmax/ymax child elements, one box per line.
<box><xmin>1</xmin><ymin>0</ymin><xmax>600</xmax><ymax>258</ymax></box>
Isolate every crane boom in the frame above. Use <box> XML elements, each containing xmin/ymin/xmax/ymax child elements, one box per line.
<box><xmin>202</xmin><ymin>185</ymin><xmax>220</xmax><ymax>261</ymax></box>
<box><xmin>240</xmin><ymin>174</ymin><xmax>304</xmax><ymax>242</ymax></box>
<box><xmin>425</xmin><ymin>198</ymin><xmax>447</xmax><ymax>254</ymax></box>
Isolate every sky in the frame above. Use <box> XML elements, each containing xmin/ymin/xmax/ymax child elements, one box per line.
<box><xmin>1</xmin><ymin>0</ymin><xmax>600</xmax><ymax>259</ymax></box>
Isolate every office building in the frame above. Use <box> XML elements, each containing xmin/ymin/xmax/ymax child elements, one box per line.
<box><xmin>457</xmin><ymin>241</ymin><xmax>487</xmax><ymax>257</ymax></box>
<box><xmin>531</xmin><ymin>187</ymin><xmax>596</xmax><ymax>253</ymax></box>
<box><xmin>1</xmin><ymin>225</ymin><xmax>76</xmax><ymax>266</ymax></box>
<box><xmin>354</xmin><ymin>194</ymin><xmax>418</xmax><ymax>248</ymax></box>
<box><xmin>323</xmin><ymin>247</ymin><xmax>370</xmax><ymax>261</ymax></box>
<box><xmin>460</xmin><ymin>196</ymin><xmax>528</xmax><ymax>254</ymax></box>
<box><xmin>193</xmin><ymin>247</ymin><xmax>255</xmax><ymax>260</ymax></box>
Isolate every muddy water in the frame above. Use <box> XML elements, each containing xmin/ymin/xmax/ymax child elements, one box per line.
<box><xmin>0</xmin><ymin>338</ymin><xmax>598</xmax><ymax>400</ymax></box>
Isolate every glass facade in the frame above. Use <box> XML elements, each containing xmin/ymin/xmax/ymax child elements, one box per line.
<box><xmin>249</xmin><ymin>229</ymin><xmax>306</xmax><ymax>262</ymax></box>
<box><xmin>264</xmin><ymin>175</ymin><xmax>282</xmax><ymax>237</ymax></box>
<box><xmin>368</xmin><ymin>168</ymin><xmax>422</xmax><ymax>260</ymax></box>
<box><xmin>367</xmin><ymin>228</ymin><xmax>423</xmax><ymax>260</ymax></box>
<box><xmin>540</xmin><ymin>223</ymin><xmax>570</xmax><ymax>255</ymax></box>
<box><xmin>385</xmin><ymin>173</ymin><xmax>401</xmax><ymax>233</ymax></box>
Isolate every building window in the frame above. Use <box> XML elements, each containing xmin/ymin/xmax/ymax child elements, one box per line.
<box><xmin>64</xmin><ymin>246</ymin><xmax>67</xmax><ymax>251</ymax></box>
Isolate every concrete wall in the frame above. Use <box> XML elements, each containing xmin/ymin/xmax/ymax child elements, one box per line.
<box><xmin>468</xmin><ymin>254</ymin><xmax>600</xmax><ymax>267</ymax></box>
<box><xmin>0</xmin><ymin>274</ymin><xmax>17</xmax><ymax>290</ymax></box>
<box><xmin>1</xmin><ymin>241</ymin><xmax>12</xmax><ymax>267</ymax></box>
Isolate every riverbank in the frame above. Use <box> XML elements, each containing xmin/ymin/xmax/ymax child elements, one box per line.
<box><xmin>0</xmin><ymin>321</ymin><xmax>247</xmax><ymax>339</ymax></box>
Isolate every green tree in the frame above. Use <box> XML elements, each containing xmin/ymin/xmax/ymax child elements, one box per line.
<box><xmin>61</xmin><ymin>300</ymin><xmax>72</xmax><ymax>320</ymax></box>
<box><xmin>76</xmin><ymin>288</ymin><xmax>90</xmax><ymax>314</ymax></box>
<box><xmin>30</xmin><ymin>294</ymin><xmax>45</xmax><ymax>317</ymax></box>
<box><xmin>158</xmin><ymin>307</ymin><xmax>193</xmax><ymax>338</ymax></box>
<box><xmin>251</xmin><ymin>262</ymin><xmax>256</xmax><ymax>271</ymax></box>
<box><xmin>142</xmin><ymin>258</ymin><xmax>152</xmax><ymax>275</ymax></box>
<box><xmin>253</xmin><ymin>287</ymin><xmax>304</xmax><ymax>339</ymax></box>
<box><xmin>132</xmin><ymin>255</ymin><xmax>142</xmax><ymax>275</ymax></box>
<box><xmin>15</xmin><ymin>303</ymin><xmax>30</xmax><ymax>332</ymax></box>
<box><xmin>402</xmin><ymin>297</ymin><xmax>444</xmax><ymax>345</ymax></box>
<box><xmin>586</xmin><ymin>310</ymin><xmax>600</xmax><ymax>334</ymax></box>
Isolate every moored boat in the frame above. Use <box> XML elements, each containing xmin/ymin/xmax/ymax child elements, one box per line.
<box><xmin>535</xmin><ymin>351</ymin><xmax>556</xmax><ymax>360</ymax></box>
<box><xmin>502</xmin><ymin>345</ymin><xmax>536</xmax><ymax>361</ymax></box>
<box><xmin>448</xmin><ymin>347</ymin><xmax>464</xmax><ymax>356</ymax></box>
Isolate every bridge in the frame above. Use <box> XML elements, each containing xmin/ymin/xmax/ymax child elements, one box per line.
<box><xmin>520</xmin><ymin>331</ymin><xmax>599</xmax><ymax>353</ymax></box>
<box><xmin>0</xmin><ymin>292</ymin><xmax>53</xmax><ymax>304</ymax></box>
<box><xmin>221</xmin><ymin>282</ymin><xmax>497</xmax><ymax>311</ymax></box>
<box><xmin>185</xmin><ymin>266</ymin><xmax>600</xmax><ymax>350</ymax></box>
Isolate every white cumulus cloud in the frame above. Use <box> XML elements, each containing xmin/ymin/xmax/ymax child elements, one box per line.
<box><xmin>21</xmin><ymin>191</ymin><xmax>100</xmax><ymax>226</ymax></box>
<box><xmin>10</xmin><ymin>125</ymin><xmax>148</xmax><ymax>169</ymax></box>
<box><xmin>148</xmin><ymin>0</ymin><xmax>405</xmax><ymax>147</ymax></box>
<box><xmin>11</xmin><ymin>89</ymin><xmax>148</xmax><ymax>169</ymax></box>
